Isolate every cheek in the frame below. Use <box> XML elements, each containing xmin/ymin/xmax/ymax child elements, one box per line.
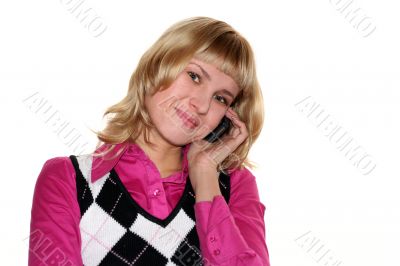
<box><xmin>201</xmin><ymin>114</ymin><xmax>226</xmax><ymax>133</ymax></box>
<box><xmin>157</xmin><ymin>84</ymin><xmax>185</xmax><ymax>105</ymax></box>
<box><xmin>170</xmin><ymin>76</ymin><xmax>197</xmax><ymax>94</ymax></box>
<box><xmin>147</xmin><ymin>89</ymin><xmax>177</xmax><ymax>112</ymax></box>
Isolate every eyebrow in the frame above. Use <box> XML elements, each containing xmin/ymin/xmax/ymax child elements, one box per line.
<box><xmin>189</xmin><ymin>62</ymin><xmax>236</xmax><ymax>100</ymax></box>
<box><xmin>189</xmin><ymin>62</ymin><xmax>211</xmax><ymax>81</ymax></box>
<box><xmin>221</xmin><ymin>89</ymin><xmax>235</xmax><ymax>100</ymax></box>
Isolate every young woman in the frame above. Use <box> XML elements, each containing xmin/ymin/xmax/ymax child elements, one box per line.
<box><xmin>29</xmin><ymin>17</ymin><xmax>270</xmax><ymax>266</ymax></box>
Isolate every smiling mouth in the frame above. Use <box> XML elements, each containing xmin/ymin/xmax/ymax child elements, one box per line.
<box><xmin>175</xmin><ymin>107</ymin><xmax>199</xmax><ymax>129</ymax></box>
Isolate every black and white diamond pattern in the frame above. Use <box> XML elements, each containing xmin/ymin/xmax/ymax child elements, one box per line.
<box><xmin>69</xmin><ymin>153</ymin><xmax>230</xmax><ymax>266</ymax></box>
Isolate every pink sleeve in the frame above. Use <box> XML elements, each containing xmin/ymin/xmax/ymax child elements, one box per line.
<box><xmin>28</xmin><ymin>157</ymin><xmax>83</xmax><ymax>266</ymax></box>
<box><xmin>194</xmin><ymin>169</ymin><xmax>270</xmax><ymax>266</ymax></box>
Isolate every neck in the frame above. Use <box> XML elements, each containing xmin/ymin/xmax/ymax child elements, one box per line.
<box><xmin>134</xmin><ymin>131</ymin><xmax>183</xmax><ymax>178</ymax></box>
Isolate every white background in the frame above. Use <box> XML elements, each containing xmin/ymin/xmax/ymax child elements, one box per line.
<box><xmin>1</xmin><ymin>0</ymin><xmax>399</xmax><ymax>265</ymax></box>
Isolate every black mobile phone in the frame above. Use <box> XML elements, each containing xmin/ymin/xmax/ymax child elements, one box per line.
<box><xmin>203</xmin><ymin>116</ymin><xmax>232</xmax><ymax>143</ymax></box>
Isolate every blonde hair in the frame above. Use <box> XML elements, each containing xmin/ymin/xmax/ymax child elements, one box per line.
<box><xmin>90</xmin><ymin>16</ymin><xmax>265</xmax><ymax>172</ymax></box>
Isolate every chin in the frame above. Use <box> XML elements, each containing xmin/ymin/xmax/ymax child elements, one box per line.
<box><xmin>160</xmin><ymin>130</ymin><xmax>192</xmax><ymax>146</ymax></box>
<box><xmin>157</xmin><ymin>122</ymin><xmax>205</xmax><ymax>145</ymax></box>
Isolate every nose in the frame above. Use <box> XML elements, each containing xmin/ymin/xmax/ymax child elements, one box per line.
<box><xmin>188</xmin><ymin>90</ymin><xmax>212</xmax><ymax>114</ymax></box>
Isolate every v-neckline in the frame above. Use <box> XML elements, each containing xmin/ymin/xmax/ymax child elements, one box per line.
<box><xmin>109</xmin><ymin>168</ymin><xmax>192</xmax><ymax>228</ymax></box>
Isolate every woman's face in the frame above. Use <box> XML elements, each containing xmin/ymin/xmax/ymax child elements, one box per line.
<box><xmin>144</xmin><ymin>57</ymin><xmax>240</xmax><ymax>146</ymax></box>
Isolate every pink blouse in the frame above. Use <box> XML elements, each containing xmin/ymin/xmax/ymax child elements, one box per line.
<box><xmin>28</xmin><ymin>142</ymin><xmax>270</xmax><ymax>265</ymax></box>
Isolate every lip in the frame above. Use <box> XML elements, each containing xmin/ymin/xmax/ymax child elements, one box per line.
<box><xmin>175</xmin><ymin>107</ymin><xmax>199</xmax><ymax>129</ymax></box>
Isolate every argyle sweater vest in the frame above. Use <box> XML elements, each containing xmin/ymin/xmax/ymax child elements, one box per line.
<box><xmin>69</xmin><ymin>154</ymin><xmax>231</xmax><ymax>266</ymax></box>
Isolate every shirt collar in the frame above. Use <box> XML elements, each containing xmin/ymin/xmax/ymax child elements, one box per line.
<box><xmin>90</xmin><ymin>141</ymin><xmax>191</xmax><ymax>183</ymax></box>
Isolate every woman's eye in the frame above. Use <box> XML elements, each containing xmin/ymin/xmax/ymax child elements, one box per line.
<box><xmin>187</xmin><ymin>71</ymin><xmax>200</xmax><ymax>83</ymax></box>
<box><xmin>214</xmin><ymin>95</ymin><xmax>228</xmax><ymax>105</ymax></box>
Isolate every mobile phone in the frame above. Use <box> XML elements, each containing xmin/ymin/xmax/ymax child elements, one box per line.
<box><xmin>203</xmin><ymin>116</ymin><xmax>232</xmax><ymax>143</ymax></box>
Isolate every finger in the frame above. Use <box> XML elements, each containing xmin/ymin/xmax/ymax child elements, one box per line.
<box><xmin>226</xmin><ymin>111</ymin><xmax>243</xmax><ymax>128</ymax></box>
<box><xmin>226</xmin><ymin>113</ymin><xmax>248</xmax><ymax>140</ymax></box>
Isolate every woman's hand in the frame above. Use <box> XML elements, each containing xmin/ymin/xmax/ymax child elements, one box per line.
<box><xmin>187</xmin><ymin>107</ymin><xmax>249</xmax><ymax>195</ymax></box>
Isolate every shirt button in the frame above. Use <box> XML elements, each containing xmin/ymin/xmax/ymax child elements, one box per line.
<box><xmin>153</xmin><ymin>189</ymin><xmax>160</xmax><ymax>196</ymax></box>
<box><xmin>213</xmin><ymin>249</ymin><xmax>220</xmax><ymax>256</ymax></box>
<box><xmin>209</xmin><ymin>236</ymin><xmax>216</xmax><ymax>242</ymax></box>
